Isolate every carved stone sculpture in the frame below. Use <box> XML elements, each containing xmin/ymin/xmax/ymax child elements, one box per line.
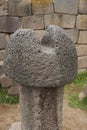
<box><xmin>4</xmin><ymin>25</ymin><xmax>77</xmax><ymax>130</ymax></box>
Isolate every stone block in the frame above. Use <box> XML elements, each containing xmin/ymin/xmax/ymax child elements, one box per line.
<box><xmin>54</xmin><ymin>0</ymin><xmax>78</xmax><ymax>14</ymax></box>
<box><xmin>0</xmin><ymin>17</ymin><xmax>21</xmax><ymax>33</ymax></box>
<box><xmin>0</xmin><ymin>50</ymin><xmax>5</xmax><ymax>60</ymax></box>
<box><xmin>32</xmin><ymin>0</ymin><xmax>53</xmax><ymax>14</ymax></box>
<box><xmin>78</xmin><ymin>31</ymin><xmax>87</xmax><ymax>44</ymax></box>
<box><xmin>0</xmin><ymin>61</ymin><xmax>4</xmax><ymax>76</ymax></box>
<box><xmin>76</xmin><ymin>45</ymin><xmax>87</xmax><ymax>56</ymax></box>
<box><xmin>0</xmin><ymin>33</ymin><xmax>9</xmax><ymax>49</ymax></box>
<box><xmin>0</xmin><ymin>75</ymin><xmax>14</xmax><ymax>88</ymax></box>
<box><xmin>0</xmin><ymin>0</ymin><xmax>8</xmax><ymax>16</ymax></box>
<box><xmin>65</xmin><ymin>29</ymin><xmax>78</xmax><ymax>43</ymax></box>
<box><xmin>0</xmin><ymin>75</ymin><xmax>20</xmax><ymax>89</ymax></box>
<box><xmin>8</xmin><ymin>86</ymin><xmax>19</xmax><ymax>95</ymax></box>
<box><xmin>44</xmin><ymin>14</ymin><xmax>76</xmax><ymax>29</ymax></box>
<box><xmin>78</xmin><ymin>56</ymin><xmax>87</xmax><ymax>69</ymax></box>
<box><xmin>0</xmin><ymin>5</ymin><xmax>8</xmax><ymax>16</ymax></box>
<box><xmin>76</xmin><ymin>15</ymin><xmax>87</xmax><ymax>30</ymax></box>
<box><xmin>35</xmin><ymin>30</ymin><xmax>45</xmax><ymax>40</ymax></box>
<box><xmin>79</xmin><ymin>0</ymin><xmax>87</xmax><ymax>14</ymax></box>
<box><xmin>0</xmin><ymin>0</ymin><xmax>4</xmax><ymax>4</ymax></box>
<box><xmin>22</xmin><ymin>15</ymin><xmax>44</xmax><ymax>30</ymax></box>
<box><xmin>8</xmin><ymin>0</ymin><xmax>31</xmax><ymax>16</ymax></box>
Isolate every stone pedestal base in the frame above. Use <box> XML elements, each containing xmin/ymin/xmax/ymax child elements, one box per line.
<box><xmin>9</xmin><ymin>122</ymin><xmax>21</xmax><ymax>130</ymax></box>
<box><xmin>20</xmin><ymin>86</ymin><xmax>64</xmax><ymax>130</ymax></box>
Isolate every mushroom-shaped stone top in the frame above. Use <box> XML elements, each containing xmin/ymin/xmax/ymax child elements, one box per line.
<box><xmin>4</xmin><ymin>25</ymin><xmax>77</xmax><ymax>87</ymax></box>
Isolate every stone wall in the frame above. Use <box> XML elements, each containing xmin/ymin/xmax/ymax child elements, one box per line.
<box><xmin>0</xmin><ymin>0</ymin><xmax>87</xmax><ymax>95</ymax></box>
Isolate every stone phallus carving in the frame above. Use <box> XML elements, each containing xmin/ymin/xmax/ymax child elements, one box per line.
<box><xmin>4</xmin><ymin>25</ymin><xmax>77</xmax><ymax>130</ymax></box>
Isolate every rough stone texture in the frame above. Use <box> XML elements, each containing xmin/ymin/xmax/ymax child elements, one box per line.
<box><xmin>4</xmin><ymin>25</ymin><xmax>77</xmax><ymax>87</ymax></box>
<box><xmin>32</xmin><ymin>0</ymin><xmax>53</xmax><ymax>14</ymax></box>
<box><xmin>76</xmin><ymin>45</ymin><xmax>87</xmax><ymax>57</ymax></box>
<box><xmin>4</xmin><ymin>25</ymin><xmax>77</xmax><ymax>130</ymax></box>
<box><xmin>44</xmin><ymin>14</ymin><xmax>76</xmax><ymax>29</ymax></box>
<box><xmin>19</xmin><ymin>86</ymin><xmax>64</xmax><ymax>130</ymax></box>
<box><xmin>0</xmin><ymin>50</ymin><xmax>5</xmax><ymax>60</ymax></box>
<box><xmin>0</xmin><ymin>75</ymin><xmax>20</xmax><ymax>95</ymax></box>
<box><xmin>65</xmin><ymin>29</ymin><xmax>79</xmax><ymax>43</ymax></box>
<box><xmin>54</xmin><ymin>0</ymin><xmax>78</xmax><ymax>15</ymax></box>
<box><xmin>0</xmin><ymin>33</ymin><xmax>9</xmax><ymax>49</ymax></box>
<box><xmin>78</xmin><ymin>31</ymin><xmax>87</xmax><ymax>44</ymax></box>
<box><xmin>79</xmin><ymin>0</ymin><xmax>87</xmax><ymax>14</ymax></box>
<box><xmin>35</xmin><ymin>30</ymin><xmax>45</xmax><ymax>41</ymax></box>
<box><xmin>78</xmin><ymin>56</ymin><xmax>87</xmax><ymax>69</ymax></box>
<box><xmin>8</xmin><ymin>0</ymin><xmax>31</xmax><ymax>16</ymax></box>
<box><xmin>0</xmin><ymin>75</ymin><xmax>15</xmax><ymax>88</ymax></box>
<box><xmin>22</xmin><ymin>15</ymin><xmax>44</xmax><ymax>30</ymax></box>
<box><xmin>8</xmin><ymin>85</ymin><xmax>19</xmax><ymax>95</ymax></box>
<box><xmin>0</xmin><ymin>0</ymin><xmax>8</xmax><ymax>16</ymax></box>
<box><xmin>76</xmin><ymin>15</ymin><xmax>87</xmax><ymax>30</ymax></box>
<box><xmin>0</xmin><ymin>17</ymin><xmax>21</xmax><ymax>33</ymax></box>
<box><xmin>9</xmin><ymin>122</ymin><xmax>21</xmax><ymax>130</ymax></box>
<box><xmin>0</xmin><ymin>61</ymin><xmax>4</xmax><ymax>76</ymax></box>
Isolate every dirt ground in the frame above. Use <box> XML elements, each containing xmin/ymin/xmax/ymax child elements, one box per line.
<box><xmin>0</xmin><ymin>99</ymin><xmax>87</xmax><ymax>130</ymax></box>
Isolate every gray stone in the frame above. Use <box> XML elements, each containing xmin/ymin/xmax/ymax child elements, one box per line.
<box><xmin>4</xmin><ymin>25</ymin><xmax>77</xmax><ymax>130</ymax></box>
<box><xmin>4</xmin><ymin>25</ymin><xmax>77</xmax><ymax>87</ymax></box>
<box><xmin>8</xmin><ymin>86</ymin><xmax>19</xmax><ymax>95</ymax></box>
<box><xmin>8</xmin><ymin>0</ymin><xmax>31</xmax><ymax>16</ymax></box>
<box><xmin>54</xmin><ymin>0</ymin><xmax>78</xmax><ymax>15</ymax></box>
<box><xmin>0</xmin><ymin>17</ymin><xmax>21</xmax><ymax>33</ymax></box>
<box><xmin>19</xmin><ymin>86</ymin><xmax>64</xmax><ymax>130</ymax></box>
<box><xmin>0</xmin><ymin>75</ymin><xmax>13</xmax><ymax>88</ymax></box>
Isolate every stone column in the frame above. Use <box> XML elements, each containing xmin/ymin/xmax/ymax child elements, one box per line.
<box><xmin>20</xmin><ymin>86</ymin><xmax>64</xmax><ymax>130</ymax></box>
<box><xmin>4</xmin><ymin>25</ymin><xmax>77</xmax><ymax>130</ymax></box>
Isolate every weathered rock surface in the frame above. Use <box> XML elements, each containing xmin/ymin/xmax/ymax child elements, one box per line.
<box><xmin>0</xmin><ymin>17</ymin><xmax>21</xmax><ymax>33</ymax></box>
<box><xmin>22</xmin><ymin>15</ymin><xmax>44</xmax><ymax>30</ymax></box>
<box><xmin>77</xmin><ymin>15</ymin><xmax>87</xmax><ymax>30</ymax></box>
<box><xmin>79</xmin><ymin>0</ymin><xmax>87</xmax><ymax>14</ymax></box>
<box><xmin>32</xmin><ymin>0</ymin><xmax>53</xmax><ymax>14</ymax></box>
<box><xmin>8</xmin><ymin>0</ymin><xmax>31</xmax><ymax>16</ymax></box>
<box><xmin>4</xmin><ymin>25</ymin><xmax>77</xmax><ymax>87</ymax></box>
<box><xmin>9</xmin><ymin>122</ymin><xmax>21</xmax><ymax>130</ymax></box>
<box><xmin>54</xmin><ymin>0</ymin><xmax>78</xmax><ymax>14</ymax></box>
<box><xmin>44</xmin><ymin>14</ymin><xmax>76</xmax><ymax>29</ymax></box>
